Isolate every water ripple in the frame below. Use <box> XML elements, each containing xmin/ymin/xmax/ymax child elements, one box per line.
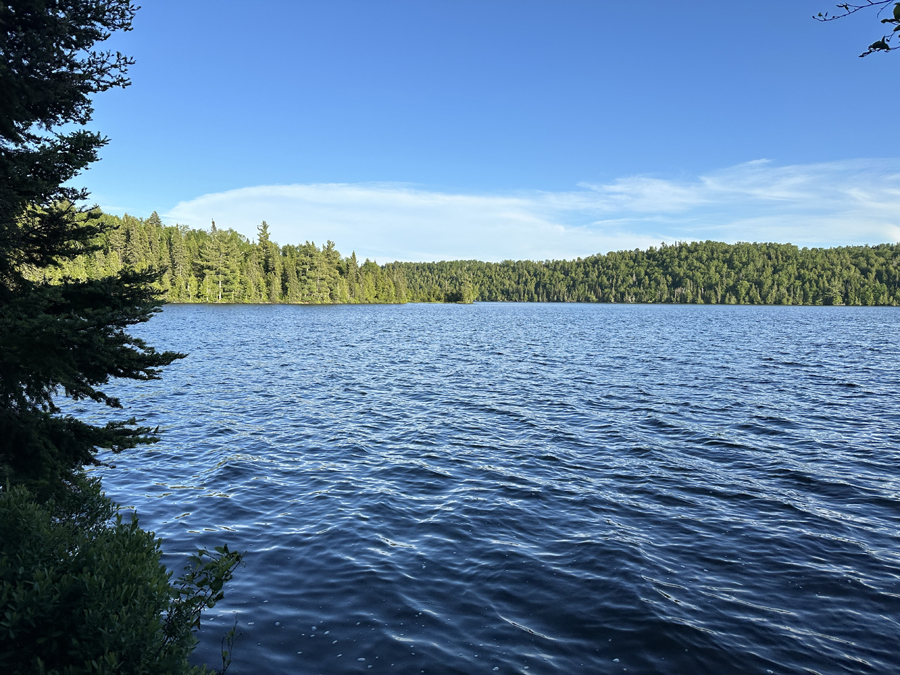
<box><xmin>85</xmin><ymin>304</ymin><xmax>900</xmax><ymax>674</ymax></box>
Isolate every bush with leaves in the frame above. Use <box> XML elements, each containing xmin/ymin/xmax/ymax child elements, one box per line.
<box><xmin>0</xmin><ymin>476</ymin><xmax>243</xmax><ymax>675</ymax></box>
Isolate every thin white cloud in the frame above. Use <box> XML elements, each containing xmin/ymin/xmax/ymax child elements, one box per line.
<box><xmin>578</xmin><ymin>176</ymin><xmax>710</xmax><ymax>212</ymax></box>
<box><xmin>163</xmin><ymin>159</ymin><xmax>900</xmax><ymax>262</ymax></box>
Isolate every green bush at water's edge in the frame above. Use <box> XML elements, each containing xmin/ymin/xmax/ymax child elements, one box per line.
<box><xmin>0</xmin><ymin>475</ymin><xmax>242</xmax><ymax>675</ymax></box>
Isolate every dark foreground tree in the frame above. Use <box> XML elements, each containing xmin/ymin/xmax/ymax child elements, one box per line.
<box><xmin>816</xmin><ymin>1</ymin><xmax>900</xmax><ymax>55</ymax></box>
<box><xmin>1</xmin><ymin>4</ymin><xmax>243</xmax><ymax>673</ymax></box>
<box><xmin>0</xmin><ymin>0</ymin><xmax>183</xmax><ymax>497</ymax></box>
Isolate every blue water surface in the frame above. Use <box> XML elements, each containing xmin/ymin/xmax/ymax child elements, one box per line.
<box><xmin>85</xmin><ymin>303</ymin><xmax>900</xmax><ymax>674</ymax></box>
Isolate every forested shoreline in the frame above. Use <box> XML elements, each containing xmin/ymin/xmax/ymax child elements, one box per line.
<box><xmin>41</xmin><ymin>211</ymin><xmax>409</xmax><ymax>304</ymax></box>
<box><xmin>397</xmin><ymin>241</ymin><xmax>900</xmax><ymax>306</ymax></box>
<box><xmin>46</xmin><ymin>211</ymin><xmax>900</xmax><ymax>306</ymax></box>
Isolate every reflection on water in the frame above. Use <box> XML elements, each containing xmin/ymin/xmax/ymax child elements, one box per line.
<box><xmin>85</xmin><ymin>304</ymin><xmax>900</xmax><ymax>674</ymax></box>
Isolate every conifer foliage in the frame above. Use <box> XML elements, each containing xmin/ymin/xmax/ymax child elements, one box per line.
<box><xmin>43</xmin><ymin>210</ymin><xmax>900</xmax><ymax>308</ymax></box>
<box><xmin>0</xmin><ymin>1</ymin><xmax>183</xmax><ymax>496</ymax></box>
<box><xmin>397</xmin><ymin>241</ymin><xmax>900</xmax><ymax>305</ymax></box>
<box><xmin>46</xmin><ymin>211</ymin><xmax>411</xmax><ymax>305</ymax></box>
<box><xmin>1</xmin><ymin>6</ymin><xmax>241</xmax><ymax>674</ymax></box>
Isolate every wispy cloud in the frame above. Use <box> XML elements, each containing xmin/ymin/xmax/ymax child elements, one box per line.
<box><xmin>162</xmin><ymin>159</ymin><xmax>900</xmax><ymax>262</ymax></box>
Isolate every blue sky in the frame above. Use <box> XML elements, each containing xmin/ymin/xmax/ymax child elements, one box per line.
<box><xmin>81</xmin><ymin>1</ymin><xmax>900</xmax><ymax>261</ymax></box>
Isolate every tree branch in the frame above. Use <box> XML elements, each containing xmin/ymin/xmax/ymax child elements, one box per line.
<box><xmin>815</xmin><ymin>1</ymin><xmax>900</xmax><ymax>55</ymax></box>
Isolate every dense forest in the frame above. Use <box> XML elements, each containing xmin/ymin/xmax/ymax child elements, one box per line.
<box><xmin>395</xmin><ymin>241</ymin><xmax>900</xmax><ymax>306</ymax></box>
<box><xmin>44</xmin><ymin>211</ymin><xmax>900</xmax><ymax>306</ymax></box>
<box><xmin>39</xmin><ymin>210</ymin><xmax>408</xmax><ymax>304</ymax></box>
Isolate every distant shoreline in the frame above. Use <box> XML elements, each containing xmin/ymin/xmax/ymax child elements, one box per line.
<box><xmin>39</xmin><ymin>210</ymin><xmax>900</xmax><ymax>307</ymax></box>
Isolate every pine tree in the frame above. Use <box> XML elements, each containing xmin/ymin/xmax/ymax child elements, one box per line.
<box><xmin>268</xmin><ymin>252</ymin><xmax>283</xmax><ymax>303</ymax></box>
<box><xmin>218</xmin><ymin>230</ymin><xmax>243</xmax><ymax>302</ymax></box>
<box><xmin>124</xmin><ymin>216</ymin><xmax>149</xmax><ymax>267</ymax></box>
<box><xmin>198</xmin><ymin>228</ymin><xmax>223</xmax><ymax>302</ymax></box>
<box><xmin>169</xmin><ymin>226</ymin><xmax>190</xmax><ymax>299</ymax></box>
<box><xmin>257</xmin><ymin>220</ymin><xmax>273</xmax><ymax>269</ymax></box>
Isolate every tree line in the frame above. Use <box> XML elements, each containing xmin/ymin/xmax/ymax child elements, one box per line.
<box><xmin>38</xmin><ymin>211</ymin><xmax>900</xmax><ymax>307</ymax></box>
<box><xmin>39</xmin><ymin>211</ymin><xmax>408</xmax><ymax>304</ymax></box>
<box><xmin>395</xmin><ymin>241</ymin><xmax>900</xmax><ymax>306</ymax></box>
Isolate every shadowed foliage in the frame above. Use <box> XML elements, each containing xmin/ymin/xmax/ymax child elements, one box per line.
<box><xmin>0</xmin><ymin>0</ymin><xmax>183</xmax><ymax>498</ymax></box>
<box><xmin>0</xmin><ymin>477</ymin><xmax>242</xmax><ymax>675</ymax></box>
<box><xmin>1</xmin><ymin>5</ymin><xmax>242</xmax><ymax>674</ymax></box>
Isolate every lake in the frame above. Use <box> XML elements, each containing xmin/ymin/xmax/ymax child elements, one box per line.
<box><xmin>85</xmin><ymin>303</ymin><xmax>900</xmax><ymax>674</ymax></box>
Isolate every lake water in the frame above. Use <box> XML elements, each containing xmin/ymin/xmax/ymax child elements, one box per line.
<box><xmin>87</xmin><ymin>303</ymin><xmax>900</xmax><ymax>674</ymax></box>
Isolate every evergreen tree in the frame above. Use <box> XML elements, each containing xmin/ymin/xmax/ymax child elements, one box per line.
<box><xmin>243</xmin><ymin>249</ymin><xmax>266</xmax><ymax>303</ymax></box>
<box><xmin>257</xmin><ymin>220</ymin><xmax>273</xmax><ymax>269</ymax></box>
<box><xmin>169</xmin><ymin>226</ymin><xmax>190</xmax><ymax>300</ymax></box>
<box><xmin>0</xmin><ymin>0</ymin><xmax>183</xmax><ymax>497</ymax></box>
<box><xmin>268</xmin><ymin>250</ymin><xmax>283</xmax><ymax>303</ymax></box>
<box><xmin>124</xmin><ymin>216</ymin><xmax>150</xmax><ymax>267</ymax></box>
<box><xmin>347</xmin><ymin>251</ymin><xmax>361</xmax><ymax>301</ymax></box>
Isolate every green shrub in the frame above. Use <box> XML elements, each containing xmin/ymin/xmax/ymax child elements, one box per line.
<box><xmin>0</xmin><ymin>477</ymin><xmax>241</xmax><ymax>675</ymax></box>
